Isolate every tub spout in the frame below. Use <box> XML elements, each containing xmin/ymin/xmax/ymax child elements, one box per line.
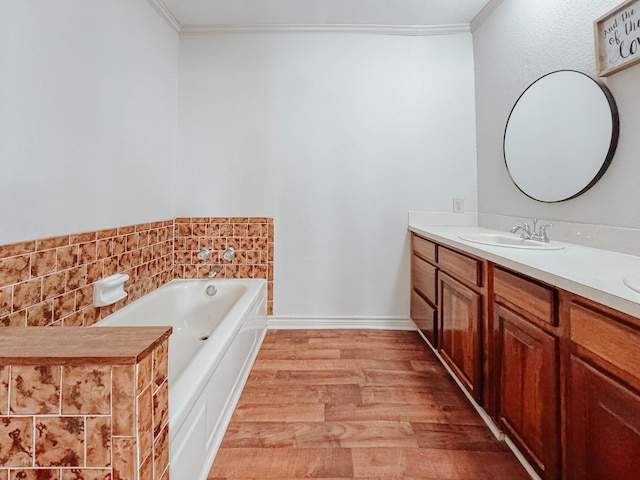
<box><xmin>208</xmin><ymin>265</ymin><xmax>223</xmax><ymax>278</ymax></box>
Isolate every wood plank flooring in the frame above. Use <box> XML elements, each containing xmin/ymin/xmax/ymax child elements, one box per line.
<box><xmin>207</xmin><ymin>329</ymin><xmax>530</xmax><ymax>479</ymax></box>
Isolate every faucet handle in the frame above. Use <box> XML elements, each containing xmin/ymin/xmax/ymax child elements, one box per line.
<box><xmin>537</xmin><ymin>223</ymin><xmax>553</xmax><ymax>242</ymax></box>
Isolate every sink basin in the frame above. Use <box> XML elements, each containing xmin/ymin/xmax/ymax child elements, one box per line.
<box><xmin>623</xmin><ymin>274</ymin><xmax>640</xmax><ymax>294</ymax></box>
<box><xmin>459</xmin><ymin>233</ymin><xmax>565</xmax><ymax>250</ymax></box>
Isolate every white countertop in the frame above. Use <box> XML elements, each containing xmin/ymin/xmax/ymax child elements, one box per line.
<box><xmin>409</xmin><ymin>225</ymin><xmax>640</xmax><ymax>319</ymax></box>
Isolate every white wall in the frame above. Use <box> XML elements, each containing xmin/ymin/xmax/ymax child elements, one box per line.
<box><xmin>177</xmin><ymin>33</ymin><xmax>477</xmax><ymax>318</ymax></box>
<box><xmin>474</xmin><ymin>0</ymin><xmax>640</xmax><ymax>228</ymax></box>
<box><xmin>0</xmin><ymin>0</ymin><xmax>179</xmax><ymax>245</ymax></box>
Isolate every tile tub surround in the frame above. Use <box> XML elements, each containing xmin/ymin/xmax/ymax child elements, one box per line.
<box><xmin>0</xmin><ymin>216</ymin><xmax>275</xmax><ymax>326</ymax></box>
<box><xmin>0</xmin><ymin>326</ymin><xmax>171</xmax><ymax>480</ymax></box>
<box><xmin>0</xmin><ymin>221</ymin><xmax>175</xmax><ymax>328</ymax></box>
<box><xmin>173</xmin><ymin>217</ymin><xmax>274</xmax><ymax>315</ymax></box>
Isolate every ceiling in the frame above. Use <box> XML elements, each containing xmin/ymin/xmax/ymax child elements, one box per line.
<box><xmin>156</xmin><ymin>0</ymin><xmax>495</xmax><ymax>30</ymax></box>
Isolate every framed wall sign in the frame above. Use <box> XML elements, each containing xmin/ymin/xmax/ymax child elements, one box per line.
<box><xmin>594</xmin><ymin>0</ymin><xmax>640</xmax><ymax>76</ymax></box>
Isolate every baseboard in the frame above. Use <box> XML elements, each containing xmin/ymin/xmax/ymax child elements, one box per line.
<box><xmin>267</xmin><ymin>316</ymin><xmax>418</xmax><ymax>331</ymax></box>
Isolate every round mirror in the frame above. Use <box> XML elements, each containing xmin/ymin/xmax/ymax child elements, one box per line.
<box><xmin>503</xmin><ymin>70</ymin><xmax>619</xmax><ymax>203</ymax></box>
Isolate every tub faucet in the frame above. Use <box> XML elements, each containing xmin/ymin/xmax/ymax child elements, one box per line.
<box><xmin>197</xmin><ymin>247</ymin><xmax>211</xmax><ymax>261</ymax></box>
<box><xmin>511</xmin><ymin>218</ymin><xmax>553</xmax><ymax>242</ymax></box>
<box><xmin>208</xmin><ymin>265</ymin><xmax>222</xmax><ymax>278</ymax></box>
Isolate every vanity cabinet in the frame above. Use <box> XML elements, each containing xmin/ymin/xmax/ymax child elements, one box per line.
<box><xmin>439</xmin><ymin>271</ymin><xmax>482</xmax><ymax>399</ymax></box>
<box><xmin>566</xmin><ymin>298</ymin><xmax>640</xmax><ymax>480</ymax></box>
<box><xmin>411</xmin><ymin>235</ymin><xmax>486</xmax><ymax>403</ymax></box>
<box><xmin>493</xmin><ymin>268</ymin><xmax>560</xmax><ymax>480</ymax></box>
<box><xmin>410</xmin><ymin>229</ymin><xmax>640</xmax><ymax>480</ymax></box>
<box><xmin>411</xmin><ymin>235</ymin><xmax>438</xmax><ymax>345</ymax></box>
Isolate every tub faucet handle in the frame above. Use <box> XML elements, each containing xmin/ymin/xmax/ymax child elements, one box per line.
<box><xmin>197</xmin><ymin>248</ymin><xmax>211</xmax><ymax>261</ymax></box>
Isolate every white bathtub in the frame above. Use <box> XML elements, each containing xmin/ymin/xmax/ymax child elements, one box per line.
<box><xmin>96</xmin><ymin>278</ymin><xmax>267</xmax><ymax>480</ymax></box>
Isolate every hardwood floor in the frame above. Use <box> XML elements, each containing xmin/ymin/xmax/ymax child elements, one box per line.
<box><xmin>207</xmin><ymin>329</ymin><xmax>530</xmax><ymax>479</ymax></box>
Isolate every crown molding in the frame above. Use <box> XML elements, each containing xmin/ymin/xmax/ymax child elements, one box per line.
<box><xmin>470</xmin><ymin>0</ymin><xmax>504</xmax><ymax>32</ymax></box>
<box><xmin>146</xmin><ymin>0</ymin><xmax>181</xmax><ymax>32</ymax></box>
<box><xmin>179</xmin><ymin>23</ymin><xmax>470</xmax><ymax>36</ymax></box>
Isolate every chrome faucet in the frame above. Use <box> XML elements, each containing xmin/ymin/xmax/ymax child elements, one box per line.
<box><xmin>197</xmin><ymin>247</ymin><xmax>211</xmax><ymax>261</ymax></box>
<box><xmin>511</xmin><ymin>218</ymin><xmax>553</xmax><ymax>242</ymax></box>
<box><xmin>208</xmin><ymin>265</ymin><xmax>223</xmax><ymax>278</ymax></box>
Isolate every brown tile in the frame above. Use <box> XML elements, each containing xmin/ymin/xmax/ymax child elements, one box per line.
<box><xmin>112</xmin><ymin>365</ymin><xmax>135</xmax><ymax>436</ymax></box>
<box><xmin>139</xmin><ymin>454</ymin><xmax>153</xmax><ymax>480</ymax></box>
<box><xmin>1</xmin><ymin>311</ymin><xmax>26</xmax><ymax>327</ymax></box>
<box><xmin>0</xmin><ymin>367</ymin><xmax>8</xmax><ymax>415</ymax></box>
<box><xmin>86</xmin><ymin>417</ymin><xmax>111</xmax><ymax>467</ymax></box>
<box><xmin>8</xmin><ymin>469</ymin><xmax>60</xmax><ymax>479</ymax></box>
<box><xmin>138</xmin><ymin>231</ymin><xmax>150</xmax><ymax>248</ymax></box>
<box><xmin>118</xmin><ymin>225</ymin><xmax>135</xmax><ymax>235</ymax></box>
<box><xmin>37</xmin><ymin>235</ymin><xmax>70</xmax><ymax>250</ymax></box>
<box><xmin>61</xmin><ymin>469</ymin><xmax>110</xmax><ymax>480</ymax></box>
<box><xmin>0</xmin><ymin>287</ymin><xmax>12</xmax><ymax>317</ymax></box>
<box><xmin>70</xmin><ymin>232</ymin><xmax>96</xmax><ymax>245</ymax></box>
<box><xmin>153</xmin><ymin>424</ymin><xmax>169</xmax><ymax>479</ymax></box>
<box><xmin>56</xmin><ymin>246</ymin><xmax>78</xmax><ymax>271</ymax></box>
<box><xmin>137</xmin><ymin>354</ymin><xmax>152</xmax><ymax>393</ymax></box>
<box><xmin>31</xmin><ymin>249</ymin><xmax>57</xmax><ymax>278</ymax></box>
<box><xmin>96</xmin><ymin>239</ymin><xmax>112</xmax><ymax>260</ymax></box>
<box><xmin>174</xmin><ymin>217</ymin><xmax>191</xmax><ymax>223</ymax></box>
<box><xmin>0</xmin><ymin>416</ymin><xmax>33</xmax><ymax>467</ymax></box>
<box><xmin>0</xmin><ymin>255</ymin><xmax>30</xmax><ymax>288</ymax></box>
<box><xmin>78</xmin><ymin>242</ymin><xmax>97</xmax><ymax>264</ymax></box>
<box><xmin>219</xmin><ymin>224</ymin><xmax>233</xmax><ymax>237</ymax></box>
<box><xmin>0</xmin><ymin>240</ymin><xmax>36</xmax><ymax>259</ymax></box>
<box><xmin>233</xmin><ymin>223</ymin><xmax>248</xmax><ymax>237</ymax></box>
<box><xmin>65</xmin><ymin>266</ymin><xmax>87</xmax><ymax>291</ymax></box>
<box><xmin>247</xmin><ymin>223</ymin><xmax>263</xmax><ymax>237</ymax></box>
<box><xmin>153</xmin><ymin>381</ymin><xmax>169</xmax><ymax>438</ymax></box>
<box><xmin>153</xmin><ymin>340</ymin><xmax>168</xmax><ymax>390</ymax></box>
<box><xmin>82</xmin><ymin>307</ymin><xmax>100</xmax><ymax>327</ymax></box>
<box><xmin>26</xmin><ymin>300</ymin><xmax>54</xmax><ymax>327</ymax></box>
<box><xmin>0</xmin><ymin>470</ymin><xmax>5</xmax><ymax>480</ymax></box>
<box><xmin>13</xmin><ymin>279</ymin><xmax>42</xmax><ymax>312</ymax></box>
<box><xmin>125</xmin><ymin>233</ymin><xmax>139</xmax><ymax>252</ymax></box>
<box><xmin>75</xmin><ymin>286</ymin><xmax>93</xmax><ymax>310</ymax></box>
<box><xmin>86</xmin><ymin>262</ymin><xmax>103</xmax><ymax>284</ymax></box>
<box><xmin>112</xmin><ymin>437</ymin><xmax>136</xmax><ymax>480</ymax></box>
<box><xmin>10</xmin><ymin>366</ymin><xmax>61</xmax><ymax>414</ymax></box>
<box><xmin>112</xmin><ymin>237</ymin><xmax>125</xmax><ymax>256</ymax></box>
<box><xmin>42</xmin><ymin>273</ymin><xmax>66</xmax><ymax>301</ymax></box>
<box><xmin>35</xmin><ymin>417</ymin><xmax>84</xmax><ymax>467</ymax></box>
<box><xmin>137</xmin><ymin>386</ymin><xmax>153</xmax><ymax>465</ymax></box>
<box><xmin>53</xmin><ymin>292</ymin><xmax>75</xmax><ymax>322</ymax></box>
<box><xmin>61</xmin><ymin>312</ymin><xmax>83</xmax><ymax>327</ymax></box>
<box><xmin>61</xmin><ymin>366</ymin><xmax>110</xmax><ymax>415</ymax></box>
<box><xmin>97</xmin><ymin>228</ymin><xmax>117</xmax><ymax>240</ymax></box>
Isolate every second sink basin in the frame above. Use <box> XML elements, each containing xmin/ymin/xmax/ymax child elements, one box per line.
<box><xmin>459</xmin><ymin>233</ymin><xmax>565</xmax><ymax>250</ymax></box>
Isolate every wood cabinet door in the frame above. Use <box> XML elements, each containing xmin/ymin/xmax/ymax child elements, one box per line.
<box><xmin>439</xmin><ymin>272</ymin><xmax>482</xmax><ymax>401</ymax></box>
<box><xmin>411</xmin><ymin>289</ymin><xmax>437</xmax><ymax>347</ymax></box>
<box><xmin>496</xmin><ymin>304</ymin><xmax>560</xmax><ymax>479</ymax></box>
<box><xmin>567</xmin><ymin>355</ymin><xmax>640</xmax><ymax>480</ymax></box>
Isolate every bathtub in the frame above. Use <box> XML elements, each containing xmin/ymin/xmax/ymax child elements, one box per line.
<box><xmin>96</xmin><ymin>278</ymin><xmax>267</xmax><ymax>480</ymax></box>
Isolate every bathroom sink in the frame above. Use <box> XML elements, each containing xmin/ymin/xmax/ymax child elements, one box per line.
<box><xmin>623</xmin><ymin>274</ymin><xmax>640</xmax><ymax>294</ymax></box>
<box><xmin>459</xmin><ymin>233</ymin><xmax>565</xmax><ymax>250</ymax></box>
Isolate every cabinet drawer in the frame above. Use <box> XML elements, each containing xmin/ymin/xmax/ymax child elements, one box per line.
<box><xmin>494</xmin><ymin>268</ymin><xmax>557</xmax><ymax>326</ymax></box>
<box><xmin>438</xmin><ymin>247</ymin><xmax>482</xmax><ymax>286</ymax></box>
<box><xmin>412</xmin><ymin>255</ymin><xmax>437</xmax><ymax>303</ymax></box>
<box><xmin>412</xmin><ymin>234</ymin><xmax>436</xmax><ymax>263</ymax></box>
<box><xmin>570</xmin><ymin>301</ymin><xmax>640</xmax><ymax>385</ymax></box>
<box><xmin>411</xmin><ymin>289</ymin><xmax>437</xmax><ymax>347</ymax></box>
